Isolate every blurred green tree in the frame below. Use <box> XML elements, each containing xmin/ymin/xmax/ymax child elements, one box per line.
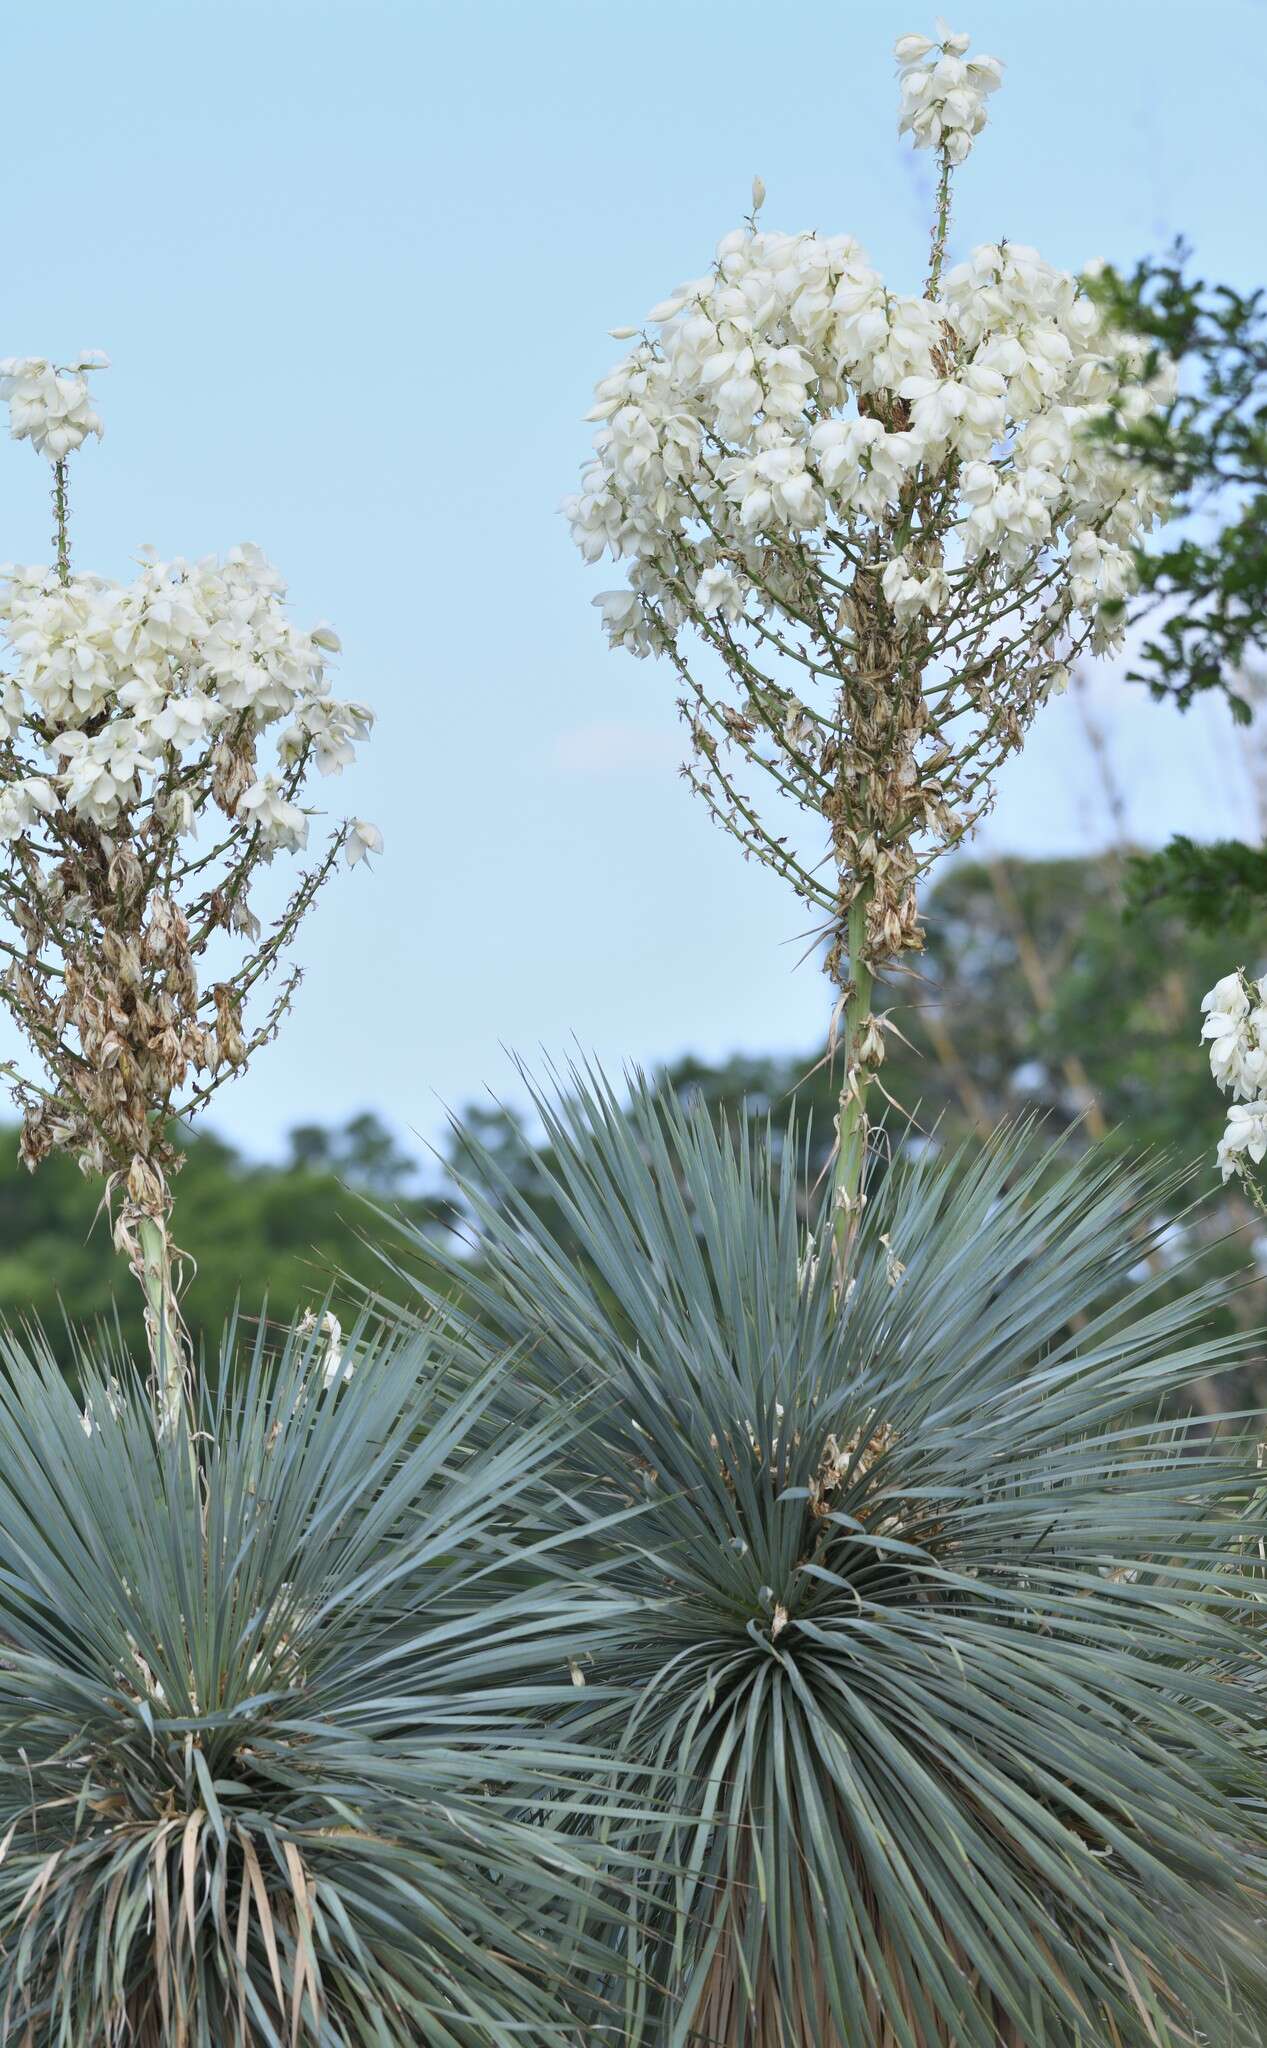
<box><xmin>0</xmin><ymin>1113</ymin><xmax>451</xmax><ymax>1375</ymax></box>
<box><xmin>1091</xmin><ymin>247</ymin><xmax>1267</xmax><ymax>924</ymax></box>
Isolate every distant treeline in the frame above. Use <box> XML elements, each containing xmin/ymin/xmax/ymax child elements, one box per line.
<box><xmin>1</xmin><ymin>855</ymin><xmax>1261</xmax><ymax>1398</ymax></box>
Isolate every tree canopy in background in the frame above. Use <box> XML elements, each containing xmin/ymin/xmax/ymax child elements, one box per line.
<box><xmin>0</xmin><ymin>1112</ymin><xmax>452</xmax><ymax>1376</ymax></box>
<box><xmin>2</xmin><ymin>851</ymin><xmax>1262</xmax><ymax>1400</ymax></box>
<box><xmin>1093</xmin><ymin>248</ymin><xmax>1267</xmax><ymax>923</ymax></box>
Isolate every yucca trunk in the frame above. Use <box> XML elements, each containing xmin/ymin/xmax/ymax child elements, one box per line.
<box><xmin>692</xmin><ymin>1940</ymin><xmax>1032</xmax><ymax>2048</ymax></box>
<box><xmin>831</xmin><ymin>884</ymin><xmax>876</xmax><ymax>1272</ymax></box>
<box><xmin>687</xmin><ymin>1845</ymin><xmax>1034</xmax><ymax>2048</ymax></box>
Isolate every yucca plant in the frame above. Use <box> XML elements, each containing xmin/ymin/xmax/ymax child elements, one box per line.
<box><xmin>383</xmin><ymin>1071</ymin><xmax>1267</xmax><ymax>2047</ymax></box>
<box><xmin>0</xmin><ymin>1313</ymin><xmax>636</xmax><ymax>2047</ymax></box>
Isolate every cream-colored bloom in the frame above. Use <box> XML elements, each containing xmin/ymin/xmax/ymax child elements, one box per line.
<box><xmin>0</xmin><ymin>354</ymin><xmax>107</xmax><ymax>460</ymax></box>
<box><xmin>344</xmin><ymin>818</ymin><xmax>384</xmax><ymax>868</ymax></box>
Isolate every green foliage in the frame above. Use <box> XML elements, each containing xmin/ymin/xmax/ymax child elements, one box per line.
<box><xmin>396</xmin><ymin>1071</ymin><xmax>1267</xmax><ymax>2048</ymax></box>
<box><xmin>1091</xmin><ymin>246</ymin><xmax>1267</xmax><ymax>924</ymax></box>
<box><xmin>1129</xmin><ymin>833</ymin><xmax>1267</xmax><ymax>933</ymax></box>
<box><xmin>0</xmin><ymin>1315</ymin><xmax>630</xmax><ymax>2046</ymax></box>
<box><xmin>1094</xmin><ymin>244</ymin><xmax>1267</xmax><ymax>721</ymax></box>
<box><xmin>0</xmin><ymin>1113</ymin><xmax>451</xmax><ymax>1376</ymax></box>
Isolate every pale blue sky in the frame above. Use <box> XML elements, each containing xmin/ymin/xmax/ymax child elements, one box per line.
<box><xmin>3</xmin><ymin>0</ymin><xmax>1265</xmax><ymax>1156</ymax></box>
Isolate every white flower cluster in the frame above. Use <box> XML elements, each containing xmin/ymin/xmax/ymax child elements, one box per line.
<box><xmin>568</xmin><ymin>216</ymin><xmax>1167</xmax><ymax>665</ymax></box>
<box><xmin>895</xmin><ymin>21</ymin><xmax>1003</xmax><ymax>164</ymax></box>
<box><xmin>0</xmin><ymin>352</ymin><xmax>108</xmax><ymax>461</ymax></box>
<box><xmin>0</xmin><ymin>543</ymin><xmax>374</xmax><ymax>854</ymax></box>
<box><xmin>1201</xmin><ymin>971</ymin><xmax>1267</xmax><ymax>1182</ymax></box>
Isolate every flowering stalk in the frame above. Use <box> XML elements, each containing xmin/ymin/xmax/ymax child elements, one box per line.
<box><xmin>566</xmin><ymin>19</ymin><xmax>1169</xmax><ymax>1273</ymax></box>
<box><xmin>0</xmin><ymin>352</ymin><xmax>382</xmax><ymax>1429</ymax></box>
<box><xmin>136</xmin><ymin>1213</ymin><xmax>186</xmax><ymax>1433</ymax></box>
<box><xmin>926</xmin><ymin>158</ymin><xmax>953</xmax><ymax>299</ymax></box>
<box><xmin>52</xmin><ymin>459</ymin><xmax>71</xmax><ymax>585</ymax></box>
<box><xmin>832</xmin><ymin>884</ymin><xmax>874</xmax><ymax>1259</ymax></box>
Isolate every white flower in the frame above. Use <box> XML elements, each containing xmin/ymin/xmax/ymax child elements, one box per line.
<box><xmin>236</xmin><ymin>776</ymin><xmax>309</xmax><ymax>852</ymax></box>
<box><xmin>895</xmin><ymin>24</ymin><xmax>1003</xmax><ymax>165</ymax></box>
<box><xmin>1198</xmin><ymin>971</ymin><xmax>1267</xmax><ymax>1178</ymax></box>
<box><xmin>1218</xmin><ymin>1101</ymin><xmax>1267</xmax><ymax>1182</ymax></box>
<box><xmin>592</xmin><ymin>587</ymin><xmax>655</xmax><ymax>653</ymax></box>
<box><xmin>0</xmin><ymin>777</ymin><xmax>56</xmax><ymax>842</ymax></box>
<box><xmin>0</xmin><ymin>571</ymin><xmax>127</xmax><ymax>726</ymax></box>
<box><xmin>1205</xmin><ymin>1008</ymin><xmax>1248</xmax><ymax>1092</ymax></box>
<box><xmin>1202</xmin><ymin>972</ymin><xmax>1250</xmax><ymax>1024</ymax></box>
<box><xmin>135</xmin><ymin>690</ymin><xmax>219</xmax><ymax>752</ymax></box>
<box><xmin>279</xmin><ymin>697</ymin><xmax>373</xmax><ymax>776</ymax></box>
<box><xmin>1199</xmin><ymin>963</ymin><xmax>1267</xmax><ymax>1114</ymax></box>
<box><xmin>1238</xmin><ymin>1028</ymin><xmax>1267</xmax><ymax>1097</ymax></box>
<box><xmin>0</xmin><ymin>354</ymin><xmax>107</xmax><ymax>461</ymax></box>
<box><xmin>695</xmin><ymin>564</ymin><xmax>746</xmax><ymax>620</ymax></box>
<box><xmin>0</xmin><ymin>546</ymin><xmax>361</xmax><ymax>765</ymax></box>
<box><xmin>53</xmin><ymin>724</ymin><xmax>148</xmax><ymax>825</ymax></box>
<box><xmin>1201</xmin><ymin>974</ymin><xmax>1253</xmax><ymax>1092</ymax></box>
<box><xmin>344</xmin><ymin>818</ymin><xmax>384</xmax><ymax>868</ymax></box>
<box><xmin>882</xmin><ymin>554</ymin><xmax>948</xmax><ymax>626</ymax></box>
<box><xmin>1067</xmin><ymin>530</ymin><xmax>1135</xmax><ymax>641</ymax></box>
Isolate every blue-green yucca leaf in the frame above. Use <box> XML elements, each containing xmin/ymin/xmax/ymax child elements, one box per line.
<box><xmin>382</xmin><ymin>1065</ymin><xmax>1267</xmax><ymax>2047</ymax></box>
<box><xmin>0</xmin><ymin>1312</ymin><xmax>641</xmax><ymax>2047</ymax></box>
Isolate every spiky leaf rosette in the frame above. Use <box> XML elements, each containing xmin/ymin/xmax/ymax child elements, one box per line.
<box><xmin>386</xmin><ymin>1073</ymin><xmax>1267</xmax><ymax>2048</ymax></box>
<box><xmin>0</xmin><ymin>1318</ymin><xmax>632</xmax><ymax>2047</ymax></box>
